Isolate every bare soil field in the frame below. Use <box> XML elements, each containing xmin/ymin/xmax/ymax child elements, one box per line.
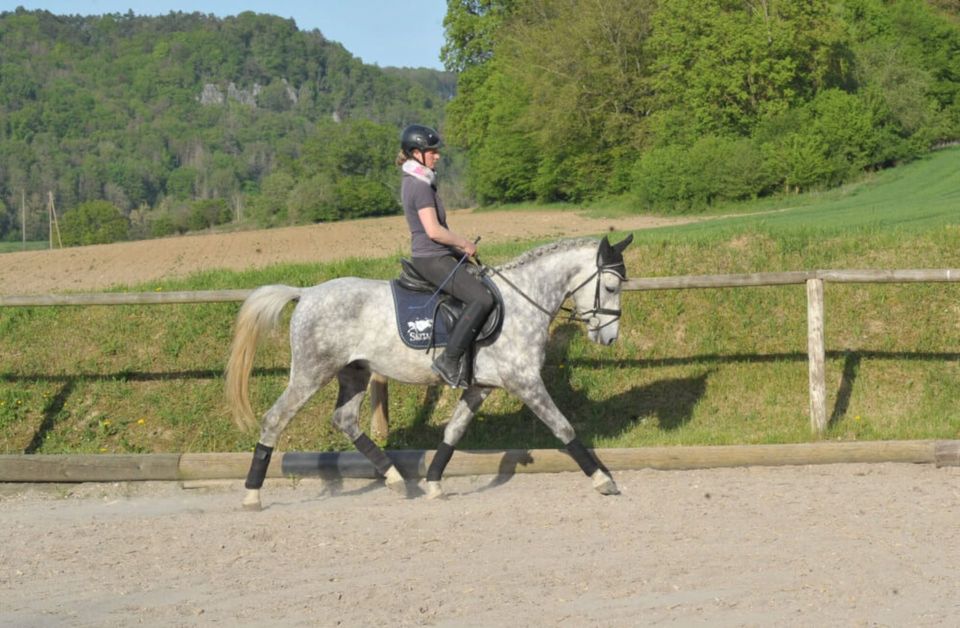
<box><xmin>3</xmin><ymin>211</ymin><xmax>958</xmax><ymax>625</ymax></box>
<box><xmin>0</xmin><ymin>209</ymin><xmax>689</xmax><ymax>294</ymax></box>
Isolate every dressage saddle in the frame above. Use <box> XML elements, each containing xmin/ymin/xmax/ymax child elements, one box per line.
<box><xmin>394</xmin><ymin>258</ymin><xmax>504</xmax><ymax>348</ymax></box>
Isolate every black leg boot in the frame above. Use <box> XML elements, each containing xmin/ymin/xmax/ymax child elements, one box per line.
<box><xmin>432</xmin><ymin>301</ymin><xmax>487</xmax><ymax>388</ymax></box>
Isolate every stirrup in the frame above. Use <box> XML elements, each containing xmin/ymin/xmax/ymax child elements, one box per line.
<box><xmin>432</xmin><ymin>354</ymin><xmax>467</xmax><ymax>388</ymax></box>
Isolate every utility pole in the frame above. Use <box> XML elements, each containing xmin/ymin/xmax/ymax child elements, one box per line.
<box><xmin>47</xmin><ymin>191</ymin><xmax>62</xmax><ymax>249</ymax></box>
<box><xmin>21</xmin><ymin>191</ymin><xmax>26</xmax><ymax>250</ymax></box>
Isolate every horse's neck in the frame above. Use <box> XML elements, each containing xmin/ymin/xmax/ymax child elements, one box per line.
<box><xmin>503</xmin><ymin>247</ymin><xmax>594</xmax><ymax>314</ymax></box>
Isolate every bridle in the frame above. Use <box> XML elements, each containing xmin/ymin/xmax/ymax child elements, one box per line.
<box><xmin>479</xmin><ymin>249</ymin><xmax>626</xmax><ymax>334</ymax></box>
<box><xmin>560</xmin><ymin>251</ymin><xmax>626</xmax><ymax>332</ymax></box>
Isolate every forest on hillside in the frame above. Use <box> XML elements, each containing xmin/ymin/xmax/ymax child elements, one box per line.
<box><xmin>0</xmin><ymin>8</ymin><xmax>455</xmax><ymax>244</ymax></box>
<box><xmin>1</xmin><ymin>1</ymin><xmax>959</xmax><ymax>247</ymax></box>
<box><xmin>445</xmin><ymin>0</ymin><xmax>960</xmax><ymax>207</ymax></box>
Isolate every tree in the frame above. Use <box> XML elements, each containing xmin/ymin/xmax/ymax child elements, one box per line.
<box><xmin>498</xmin><ymin>0</ymin><xmax>656</xmax><ymax>200</ymax></box>
<box><xmin>187</xmin><ymin>198</ymin><xmax>231</xmax><ymax>230</ymax></box>
<box><xmin>649</xmin><ymin>0</ymin><xmax>852</xmax><ymax>137</ymax></box>
<box><xmin>60</xmin><ymin>200</ymin><xmax>129</xmax><ymax>245</ymax></box>
<box><xmin>441</xmin><ymin>0</ymin><xmax>518</xmax><ymax>72</ymax></box>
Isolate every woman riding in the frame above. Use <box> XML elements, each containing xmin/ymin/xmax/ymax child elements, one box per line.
<box><xmin>398</xmin><ymin>124</ymin><xmax>494</xmax><ymax>388</ymax></box>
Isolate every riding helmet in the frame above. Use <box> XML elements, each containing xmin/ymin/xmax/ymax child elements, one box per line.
<box><xmin>401</xmin><ymin>124</ymin><xmax>443</xmax><ymax>157</ymax></box>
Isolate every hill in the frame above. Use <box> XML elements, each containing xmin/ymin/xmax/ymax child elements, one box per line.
<box><xmin>0</xmin><ymin>8</ymin><xmax>456</xmax><ymax>241</ymax></box>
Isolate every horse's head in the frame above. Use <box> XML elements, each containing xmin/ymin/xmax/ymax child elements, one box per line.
<box><xmin>569</xmin><ymin>234</ymin><xmax>634</xmax><ymax>345</ymax></box>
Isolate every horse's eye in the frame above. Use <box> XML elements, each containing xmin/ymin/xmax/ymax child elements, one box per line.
<box><xmin>605</xmin><ymin>286</ymin><xmax>617</xmax><ymax>294</ymax></box>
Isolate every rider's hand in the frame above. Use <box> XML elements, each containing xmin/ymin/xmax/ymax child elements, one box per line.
<box><xmin>461</xmin><ymin>239</ymin><xmax>478</xmax><ymax>257</ymax></box>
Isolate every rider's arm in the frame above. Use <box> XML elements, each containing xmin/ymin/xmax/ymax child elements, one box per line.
<box><xmin>418</xmin><ymin>206</ymin><xmax>477</xmax><ymax>256</ymax></box>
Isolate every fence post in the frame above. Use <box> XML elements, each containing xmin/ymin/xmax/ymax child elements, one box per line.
<box><xmin>806</xmin><ymin>278</ymin><xmax>827</xmax><ymax>434</ymax></box>
<box><xmin>368</xmin><ymin>373</ymin><xmax>390</xmax><ymax>441</ymax></box>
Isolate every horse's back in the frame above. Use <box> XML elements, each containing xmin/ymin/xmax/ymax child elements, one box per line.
<box><xmin>295</xmin><ymin>276</ymin><xmax>392</xmax><ymax>317</ymax></box>
<box><xmin>291</xmin><ymin>277</ymin><xmax>395</xmax><ymax>342</ymax></box>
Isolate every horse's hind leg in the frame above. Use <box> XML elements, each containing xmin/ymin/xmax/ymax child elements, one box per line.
<box><xmin>242</xmin><ymin>369</ymin><xmax>331</xmax><ymax>511</ymax></box>
<box><xmin>425</xmin><ymin>385</ymin><xmax>492</xmax><ymax>499</ymax></box>
<box><xmin>332</xmin><ymin>363</ymin><xmax>406</xmax><ymax>496</ymax></box>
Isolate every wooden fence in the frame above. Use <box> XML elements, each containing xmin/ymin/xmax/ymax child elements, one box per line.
<box><xmin>2</xmin><ymin>268</ymin><xmax>959</xmax><ymax>436</ymax></box>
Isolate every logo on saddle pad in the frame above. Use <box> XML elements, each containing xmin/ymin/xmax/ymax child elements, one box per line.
<box><xmin>406</xmin><ymin>318</ymin><xmax>434</xmax><ymax>343</ymax></box>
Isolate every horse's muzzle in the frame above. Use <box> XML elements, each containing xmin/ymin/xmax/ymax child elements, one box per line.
<box><xmin>588</xmin><ymin>323</ymin><xmax>619</xmax><ymax>346</ymax></box>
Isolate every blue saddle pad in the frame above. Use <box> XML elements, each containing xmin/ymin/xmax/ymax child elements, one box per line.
<box><xmin>390</xmin><ymin>281</ymin><xmax>451</xmax><ymax>349</ymax></box>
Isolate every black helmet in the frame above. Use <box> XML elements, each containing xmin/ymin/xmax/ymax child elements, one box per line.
<box><xmin>401</xmin><ymin>124</ymin><xmax>443</xmax><ymax>157</ymax></box>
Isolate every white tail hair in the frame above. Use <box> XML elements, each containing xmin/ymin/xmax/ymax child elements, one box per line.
<box><xmin>225</xmin><ymin>285</ymin><xmax>302</xmax><ymax>431</ymax></box>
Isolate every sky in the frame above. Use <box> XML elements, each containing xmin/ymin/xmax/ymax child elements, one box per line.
<box><xmin>7</xmin><ymin>1</ymin><xmax>449</xmax><ymax>70</ymax></box>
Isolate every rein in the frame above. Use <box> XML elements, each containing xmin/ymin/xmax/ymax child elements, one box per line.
<box><xmin>477</xmin><ymin>250</ymin><xmax>625</xmax><ymax>333</ymax></box>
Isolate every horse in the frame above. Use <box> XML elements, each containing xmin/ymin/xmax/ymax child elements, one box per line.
<box><xmin>225</xmin><ymin>234</ymin><xmax>634</xmax><ymax>510</ymax></box>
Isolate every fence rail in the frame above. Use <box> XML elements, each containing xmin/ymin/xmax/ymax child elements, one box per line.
<box><xmin>3</xmin><ymin>268</ymin><xmax>959</xmax><ymax>435</ymax></box>
<box><xmin>0</xmin><ymin>289</ymin><xmax>252</xmax><ymax>306</ymax></box>
<box><xmin>623</xmin><ymin>268</ymin><xmax>960</xmax><ymax>291</ymax></box>
<box><xmin>2</xmin><ymin>269</ymin><xmax>957</xmax><ymax>306</ymax></box>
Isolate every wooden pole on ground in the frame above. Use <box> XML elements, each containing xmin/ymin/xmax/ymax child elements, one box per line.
<box><xmin>2</xmin><ymin>441</ymin><xmax>957</xmax><ymax>483</ymax></box>
<box><xmin>0</xmin><ymin>453</ymin><xmax>180</xmax><ymax>482</ymax></box>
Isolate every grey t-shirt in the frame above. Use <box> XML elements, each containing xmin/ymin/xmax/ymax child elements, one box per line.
<box><xmin>402</xmin><ymin>174</ymin><xmax>454</xmax><ymax>257</ymax></box>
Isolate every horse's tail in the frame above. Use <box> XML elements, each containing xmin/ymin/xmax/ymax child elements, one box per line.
<box><xmin>226</xmin><ymin>285</ymin><xmax>302</xmax><ymax>431</ymax></box>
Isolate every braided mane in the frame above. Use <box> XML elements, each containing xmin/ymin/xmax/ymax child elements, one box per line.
<box><xmin>496</xmin><ymin>237</ymin><xmax>598</xmax><ymax>272</ymax></box>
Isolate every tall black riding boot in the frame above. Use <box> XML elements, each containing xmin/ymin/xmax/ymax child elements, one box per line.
<box><xmin>432</xmin><ymin>301</ymin><xmax>487</xmax><ymax>388</ymax></box>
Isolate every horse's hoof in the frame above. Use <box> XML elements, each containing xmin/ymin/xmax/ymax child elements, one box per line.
<box><xmin>425</xmin><ymin>481</ymin><xmax>445</xmax><ymax>500</ymax></box>
<box><xmin>242</xmin><ymin>489</ymin><xmax>263</xmax><ymax>511</ymax></box>
<box><xmin>592</xmin><ymin>470</ymin><xmax>620</xmax><ymax>496</ymax></box>
<box><xmin>385</xmin><ymin>466</ymin><xmax>407</xmax><ymax>496</ymax></box>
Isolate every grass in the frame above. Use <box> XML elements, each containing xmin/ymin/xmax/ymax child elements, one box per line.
<box><xmin>0</xmin><ymin>241</ymin><xmax>48</xmax><ymax>254</ymax></box>
<box><xmin>2</xmin><ymin>148</ymin><xmax>960</xmax><ymax>454</ymax></box>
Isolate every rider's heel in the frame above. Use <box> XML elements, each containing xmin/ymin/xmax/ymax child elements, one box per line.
<box><xmin>432</xmin><ymin>352</ymin><xmax>464</xmax><ymax>388</ymax></box>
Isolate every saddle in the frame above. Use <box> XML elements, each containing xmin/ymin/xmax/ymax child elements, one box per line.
<box><xmin>390</xmin><ymin>259</ymin><xmax>504</xmax><ymax>351</ymax></box>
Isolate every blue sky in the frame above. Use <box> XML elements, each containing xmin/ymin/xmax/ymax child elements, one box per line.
<box><xmin>6</xmin><ymin>1</ymin><xmax>448</xmax><ymax>69</ymax></box>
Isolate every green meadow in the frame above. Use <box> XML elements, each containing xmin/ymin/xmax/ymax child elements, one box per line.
<box><xmin>2</xmin><ymin>148</ymin><xmax>959</xmax><ymax>455</ymax></box>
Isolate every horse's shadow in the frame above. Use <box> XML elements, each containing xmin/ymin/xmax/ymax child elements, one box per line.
<box><xmin>386</xmin><ymin>323</ymin><xmax>711</xmax><ymax>469</ymax></box>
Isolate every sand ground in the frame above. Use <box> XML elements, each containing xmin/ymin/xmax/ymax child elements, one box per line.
<box><xmin>1</xmin><ymin>464</ymin><xmax>958</xmax><ymax>627</ymax></box>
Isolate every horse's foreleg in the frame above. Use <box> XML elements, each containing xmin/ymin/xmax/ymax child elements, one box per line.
<box><xmin>333</xmin><ymin>364</ymin><xmax>406</xmax><ymax>496</ymax></box>
<box><xmin>426</xmin><ymin>386</ymin><xmax>492</xmax><ymax>499</ymax></box>
<box><xmin>508</xmin><ymin>377</ymin><xmax>619</xmax><ymax>496</ymax></box>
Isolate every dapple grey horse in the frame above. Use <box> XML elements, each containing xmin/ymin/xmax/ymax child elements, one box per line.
<box><xmin>226</xmin><ymin>235</ymin><xmax>633</xmax><ymax>510</ymax></box>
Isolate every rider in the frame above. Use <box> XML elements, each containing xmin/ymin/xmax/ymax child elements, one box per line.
<box><xmin>398</xmin><ymin>124</ymin><xmax>494</xmax><ymax>388</ymax></box>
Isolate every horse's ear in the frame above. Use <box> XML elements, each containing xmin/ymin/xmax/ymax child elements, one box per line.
<box><xmin>598</xmin><ymin>235</ymin><xmax>613</xmax><ymax>257</ymax></box>
<box><xmin>613</xmin><ymin>233</ymin><xmax>634</xmax><ymax>254</ymax></box>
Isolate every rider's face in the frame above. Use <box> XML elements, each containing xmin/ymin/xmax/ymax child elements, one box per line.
<box><xmin>420</xmin><ymin>149</ymin><xmax>441</xmax><ymax>170</ymax></box>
